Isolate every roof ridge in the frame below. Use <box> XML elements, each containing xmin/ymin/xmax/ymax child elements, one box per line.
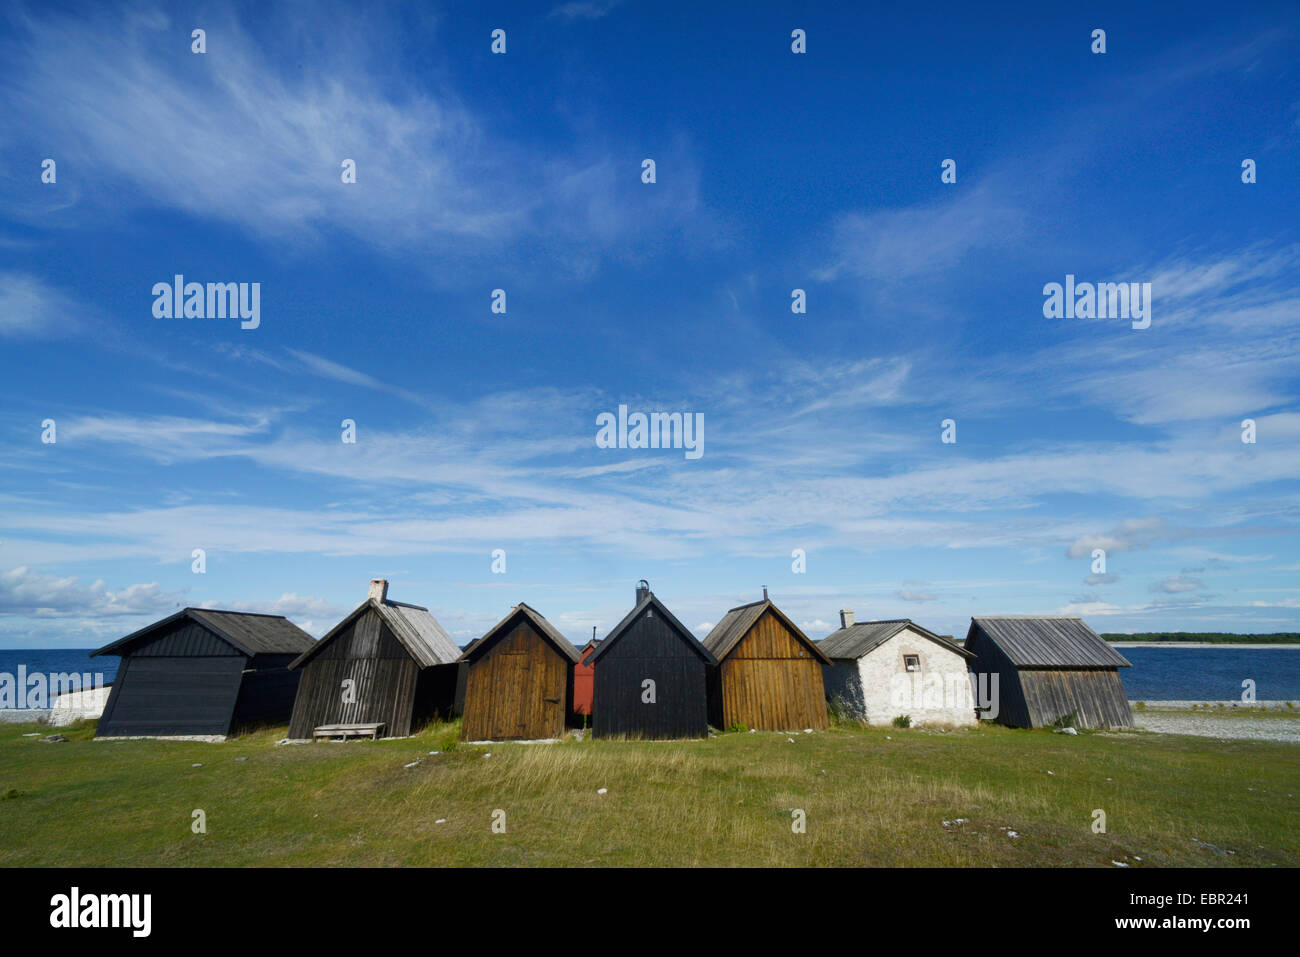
<box><xmin>384</xmin><ymin>599</ymin><xmax>430</xmax><ymax>611</ymax></box>
<box><xmin>975</xmin><ymin>614</ymin><xmax>1083</xmax><ymax>619</ymax></box>
<box><xmin>191</xmin><ymin>608</ymin><xmax>292</xmax><ymax>619</ymax></box>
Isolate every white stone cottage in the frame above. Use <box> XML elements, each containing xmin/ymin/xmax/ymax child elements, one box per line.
<box><xmin>819</xmin><ymin>610</ymin><xmax>977</xmax><ymax>726</ymax></box>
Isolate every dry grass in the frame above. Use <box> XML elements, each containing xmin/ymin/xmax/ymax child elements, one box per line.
<box><xmin>1</xmin><ymin>718</ymin><xmax>1297</xmax><ymax>867</ymax></box>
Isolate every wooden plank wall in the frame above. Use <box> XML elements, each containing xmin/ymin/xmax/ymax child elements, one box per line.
<box><xmin>1019</xmin><ymin>669</ymin><xmax>1134</xmax><ymax>728</ymax></box>
<box><xmin>230</xmin><ymin>653</ymin><xmax>303</xmax><ymax>729</ymax></box>
<box><xmin>461</xmin><ymin>622</ymin><xmax>567</xmax><ymax>740</ymax></box>
<box><xmin>287</xmin><ymin>610</ymin><xmax>421</xmax><ymax>738</ymax></box>
<box><xmin>96</xmin><ymin>655</ymin><xmax>246</xmax><ymax>736</ymax></box>
<box><xmin>965</xmin><ymin>630</ymin><xmax>1031</xmax><ymax>728</ymax></box>
<box><xmin>593</xmin><ymin>611</ymin><xmax>708</xmax><ymax>738</ymax></box>
<box><xmin>718</xmin><ymin>611</ymin><xmax>828</xmax><ymax>730</ymax></box>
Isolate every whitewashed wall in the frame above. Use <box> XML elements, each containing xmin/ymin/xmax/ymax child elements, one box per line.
<box><xmin>856</xmin><ymin>628</ymin><xmax>976</xmax><ymax>726</ymax></box>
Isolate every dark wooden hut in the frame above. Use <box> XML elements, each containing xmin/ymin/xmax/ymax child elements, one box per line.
<box><xmin>287</xmin><ymin>580</ymin><xmax>462</xmax><ymax>739</ymax></box>
<box><xmin>91</xmin><ymin>608</ymin><xmax>314</xmax><ymax>738</ymax></box>
<box><xmin>963</xmin><ymin>616</ymin><xmax>1133</xmax><ymax>728</ymax></box>
<box><xmin>702</xmin><ymin>592</ymin><xmax>830</xmax><ymax>731</ymax></box>
<box><xmin>458</xmin><ymin>602</ymin><xmax>579</xmax><ymax>741</ymax></box>
<box><xmin>590</xmin><ymin>580</ymin><xmax>716</xmax><ymax>739</ymax></box>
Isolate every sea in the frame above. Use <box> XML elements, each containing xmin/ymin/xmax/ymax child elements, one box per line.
<box><xmin>1115</xmin><ymin>645</ymin><xmax>1300</xmax><ymax>701</ymax></box>
<box><xmin>1</xmin><ymin>645</ymin><xmax>1299</xmax><ymax>711</ymax></box>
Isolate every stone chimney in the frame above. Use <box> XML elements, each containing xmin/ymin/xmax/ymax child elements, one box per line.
<box><xmin>840</xmin><ymin>608</ymin><xmax>855</xmax><ymax>629</ymax></box>
<box><xmin>368</xmin><ymin>578</ymin><xmax>389</xmax><ymax>603</ymax></box>
<box><xmin>636</xmin><ymin>579</ymin><xmax>650</xmax><ymax>604</ymax></box>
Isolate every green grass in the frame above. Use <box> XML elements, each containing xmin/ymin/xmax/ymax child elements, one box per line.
<box><xmin>1</xmin><ymin>719</ymin><xmax>1297</xmax><ymax>867</ymax></box>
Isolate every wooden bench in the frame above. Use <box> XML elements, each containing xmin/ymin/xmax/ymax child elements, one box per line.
<box><xmin>312</xmin><ymin>722</ymin><xmax>385</xmax><ymax>741</ymax></box>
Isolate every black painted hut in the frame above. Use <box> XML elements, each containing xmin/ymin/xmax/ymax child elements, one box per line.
<box><xmin>287</xmin><ymin>580</ymin><xmax>462</xmax><ymax>739</ymax></box>
<box><xmin>963</xmin><ymin>616</ymin><xmax>1133</xmax><ymax>728</ymax></box>
<box><xmin>92</xmin><ymin>608</ymin><xmax>314</xmax><ymax>738</ymax></box>
<box><xmin>590</xmin><ymin>581</ymin><xmax>715</xmax><ymax>739</ymax></box>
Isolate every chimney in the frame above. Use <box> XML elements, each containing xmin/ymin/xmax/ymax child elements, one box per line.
<box><xmin>840</xmin><ymin>608</ymin><xmax>855</xmax><ymax>629</ymax></box>
<box><xmin>762</xmin><ymin>585</ymin><xmax>768</xmax><ymax>601</ymax></box>
<box><xmin>368</xmin><ymin>578</ymin><xmax>389</xmax><ymax>603</ymax></box>
<box><xmin>636</xmin><ymin>579</ymin><xmax>650</xmax><ymax>604</ymax></box>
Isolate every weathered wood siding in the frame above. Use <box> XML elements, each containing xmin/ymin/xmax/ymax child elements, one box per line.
<box><xmin>96</xmin><ymin>618</ymin><xmax>248</xmax><ymax>736</ymax></box>
<box><xmin>965</xmin><ymin>626</ymin><xmax>1132</xmax><ymax>728</ymax></box>
<box><xmin>964</xmin><ymin>627</ymin><xmax>1028</xmax><ymax>726</ymax></box>
<box><xmin>1018</xmin><ymin>669</ymin><xmax>1133</xmax><ymax>728</ymax></box>
<box><xmin>230</xmin><ymin>653</ymin><xmax>303</xmax><ymax>729</ymax></box>
<box><xmin>287</xmin><ymin>609</ymin><xmax>421</xmax><ymax>738</ymax></box>
<box><xmin>715</xmin><ymin>610</ymin><xmax>828</xmax><ymax>730</ymax></box>
<box><xmin>592</xmin><ymin>610</ymin><xmax>708</xmax><ymax>739</ymax></box>
<box><xmin>461</xmin><ymin>621</ymin><xmax>568</xmax><ymax>740</ymax></box>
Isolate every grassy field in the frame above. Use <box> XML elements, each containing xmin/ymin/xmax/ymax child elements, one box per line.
<box><xmin>2</xmin><ymin>719</ymin><xmax>1297</xmax><ymax>867</ymax></box>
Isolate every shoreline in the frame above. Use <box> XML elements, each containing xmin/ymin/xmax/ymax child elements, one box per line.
<box><xmin>1130</xmin><ymin>700</ymin><xmax>1298</xmax><ymax>710</ymax></box>
<box><xmin>1110</xmin><ymin>642</ymin><xmax>1300</xmax><ymax>649</ymax></box>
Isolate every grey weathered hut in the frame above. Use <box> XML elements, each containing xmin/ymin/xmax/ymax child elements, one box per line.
<box><xmin>92</xmin><ymin>609</ymin><xmax>314</xmax><ymax>738</ymax></box>
<box><xmin>287</xmin><ymin>580</ymin><xmax>462</xmax><ymax>739</ymax></box>
<box><xmin>962</xmin><ymin>616</ymin><xmax>1133</xmax><ymax>728</ymax></box>
<box><xmin>590</xmin><ymin>580</ymin><xmax>716</xmax><ymax>739</ymax></box>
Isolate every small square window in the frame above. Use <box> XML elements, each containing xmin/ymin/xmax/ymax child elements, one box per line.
<box><xmin>904</xmin><ymin>655</ymin><xmax>920</xmax><ymax>672</ymax></box>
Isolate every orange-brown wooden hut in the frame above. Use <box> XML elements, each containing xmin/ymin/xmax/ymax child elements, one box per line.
<box><xmin>457</xmin><ymin>603</ymin><xmax>579</xmax><ymax>741</ymax></box>
<box><xmin>702</xmin><ymin>592</ymin><xmax>830</xmax><ymax>731</ymax></box>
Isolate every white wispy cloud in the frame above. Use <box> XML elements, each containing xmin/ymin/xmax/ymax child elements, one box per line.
<box><xmin>0</xmin><ymin>272</ymin><xmax>86</xmax><ymax>339</ymax></box>
<box><xmin>549</xmin><ymin>1</ymin><xmax>623</xmax><ymax>20</ymax></box>
<box><xmin>0</xmin><ymin>5</ymin><xmax>718</xmax><ymax>277</ymax></box>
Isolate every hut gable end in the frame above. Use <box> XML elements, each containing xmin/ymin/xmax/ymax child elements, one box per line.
<box><xmin>590</xmin><ymin>594</ymin><xmax>715</xmax><ymax>666</ymax></box>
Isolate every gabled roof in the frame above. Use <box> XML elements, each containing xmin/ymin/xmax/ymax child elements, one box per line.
<box><xmin>458</xmin><ymin>602</ymin><xmax>581</xmax><ymax>664</ymax></box>
<box><xmin>819</xmin><ymin>619</ymin><xmax>975</xmax><ymax>660</ymax></box>
<box><xmin>967</xmin><ymin>616</ymin><xmax>1131</xmax><ymax>669</ymax></box>
<box><xmin>702</xmin><ymin>599</ymin><xmax>831</xmax><ymax>665</ymax></box>
<box><xmin>289</xmin><ymin>598</ymin><xmax>460</xmax><ymax>670</ymax></box>
<box><xmin>92</xmin><ymin>608</ymin><xmax>315</xmax><ymax>658</ymax></box>
<box><xmin>589</xmin><ymin>592</ymin><xmax>716</xmax><ymax>666</ymax></box>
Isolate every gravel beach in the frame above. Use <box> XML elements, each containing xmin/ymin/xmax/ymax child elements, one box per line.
<box><xmin>1132</xmin><ymin>702</ymin><xmax>1300</xmax><ymax>742</ymax></box>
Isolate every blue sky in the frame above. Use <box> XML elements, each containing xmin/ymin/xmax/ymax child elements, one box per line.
<box><xmin>1</xmin><ymin>0</ymin><xmax>1298</xmax><ymax>649</ymax></box>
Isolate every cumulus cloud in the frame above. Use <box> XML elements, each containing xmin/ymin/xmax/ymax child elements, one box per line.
<box><xmin>0</xmin><ymin>566</ymin><xmax>180</xmax><ymax>618</ymax></box>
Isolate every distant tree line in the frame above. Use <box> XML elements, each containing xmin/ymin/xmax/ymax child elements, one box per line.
<box><xmin>1102</xmin><ymin>632</ymin><xmax>1300</xmax><ymax>644</ymax></box>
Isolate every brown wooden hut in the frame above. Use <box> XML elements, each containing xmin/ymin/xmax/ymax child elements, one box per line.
<box><xmin>457</xmin><ymin>602</ymin><xmax>579</xmax><ymax>741</ymax></box>
<box><xmin>962</xmin><ymin>616</ymin><xmax>1133</xmax><ymax>728</ymax></box>
<box><xmin>287</xmin><ymin>580</ymin><xmax>462</xmax><ymax>739</ymax></box>
<box><xmin>702</xmin><ymin>592</ymin><xmax>830</xmax><ymax>731</ymax></box>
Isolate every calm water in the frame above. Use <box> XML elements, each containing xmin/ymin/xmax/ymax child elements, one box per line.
<box><xmin>0</xmin><ymin>649</ymin><xmax>118</xmax><ymax>692</ymax></box>
<box><xmin>1</xmin><ymin>646</ymin><xmax>1298</xmax><ymax>706</ymax></box>
<box><xmin>1115</xmin><ymin>646</ymin><xmax>1300</xmax><ymax>701</ymax></box>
